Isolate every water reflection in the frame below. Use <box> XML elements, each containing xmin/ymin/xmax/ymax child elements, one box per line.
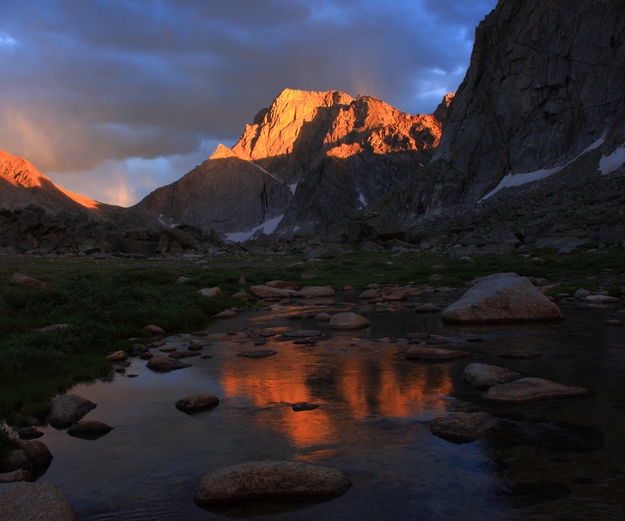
<box><xmin>221</xmin><ymin>338</ymin><xmax>454</xmax><ymax>448</ymax></box>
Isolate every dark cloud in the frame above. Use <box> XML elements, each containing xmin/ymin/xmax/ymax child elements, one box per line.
<box><xmin>0</xmin><ymin>0</ymin><xmax>497</xmax><ymax>203</ymax></box>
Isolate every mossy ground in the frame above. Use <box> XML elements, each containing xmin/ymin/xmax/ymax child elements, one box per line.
<box><xmin>0</xmin><ymin>247</ymin><xmax>623</xmax><ymax>424</ymax></box>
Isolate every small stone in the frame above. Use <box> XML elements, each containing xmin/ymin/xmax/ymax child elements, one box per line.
<box><xmin>384</xmin><ymin>289</ymin><xmax>407</xmax><ymax>301</ymax></box>
<box><xmin>249</xmin><ymin>285</ymin><xmax>300</xmax><ymax>298</ymax></box>
<box><xmin>17</xmin><ymin>427</ymin><xmax>43</xmax><ymax>440</ymax></box>
<box><xmin>292</xmin><ymin>402</ymin><xmax>319</xmax><ymax>411</ymax></box>
<box><xmin>462</xmin><ymin>363</ymin><xmax>522</xmax><ymax>388</ymax></box>
<box><xmin>232</xmin><ymin>290</ymin><xmax>251</xmax><ymax>299</ymax></box>
<box><xmin>315</xmin><ymin>312</ymin><xmax>331</xmax><ymax>321</ymax></box>
<box><xmin>328</xmin><ymin>312</ymin><xmax>369</xmax><ymax>330</ymax></box>
<box><xmin>266</xmin><ymin>280</ymin><xmax>301</xmax><ymax>290</ymax></box>
<box><xmin>144</xmin><ymin>324</ymin><xmax>165</xmax><ymax>335</ymax></box>
<box><xmin>146</xmin><ymin>355</ymin><xmax>191</xmax><ymax>372</ymax></box>
<box><xmin>583</xmin><ymin>295</ymin><xmax>619</xmax><ymax>304</ymax></box>
<box><xmin>67</xmin><ymin>421</ymin><xmax>113</xmax><ymax>439</ymax></box>
<box><xmin>431</xmin><ymin>413</ymin><xmax>500</xmax><ymax>443</ymax></box>
<box><xmin>299</xmin><ymin>285</ymin><xmax>335</xmax><ymax>297</ymax></box>
<box><xmin>574</xmin><ymin>289</ymin><xmax>591</xmax><ymax>298</ymax></box>
<box><xmin>168</xmin><ymin>350</ymin><xmax>202</xmax><ymax>359</ymax></box>
<box><xmin>214</xmin><ymin>309</ymin><xmax>237</xmax><ymax>319</ymax></box>
<box><xmin>106</xmin><ymin>351</ymin><xmax>127</xmax><ymax>362</ymax></box>
<box><xmin>10</xmin><ymin>273</ymin><xmax>48</xmax><ymax>290</ymax></box>
<box><xmin>47</xmin><ymin>395</ymin><xmax>96</xmax><ymax>429</ymax></box>
<box><xmin>159</xmin><ymin>345</ymin><xmax>177</xmax><ymax>353</ymax></box>
<box><xmin>604</xmin><ymin>319</ymin><xmax>623</xmax><ymax>325</ymax></box>
<box><xmin>414</xmin><ymin>303</ymin><xmax>441</xmax><ymax>313</ymax></box>
<box><xmin>175</xmin><ymin>394</ymin><xmax>220</xmax><ymax>413</ymax></box>
<box><xmin>199</xmin><ymin>287</ymin><xmax>222</xmax><ymax>297</ymax></box>
<box><xmin>238</xmin><ymin>350</ymin><xmax>277</xmax><ymax>359</ymax></box>
<box><xmin>359</xmin><ymin>289</ymin><xmax>380</xmax><ymax>300</ymax></box>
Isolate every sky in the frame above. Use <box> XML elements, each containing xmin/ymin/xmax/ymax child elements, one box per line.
<box><xmin>0</xmin><ymin>0</ymin><xmax>497</xmax><ymax>206</ymax></box>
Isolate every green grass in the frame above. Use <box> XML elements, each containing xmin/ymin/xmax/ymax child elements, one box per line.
<box><xmin>1</xmin><ymin>247</ymin><xmax>623</xmax><ymax>423</ymax></box>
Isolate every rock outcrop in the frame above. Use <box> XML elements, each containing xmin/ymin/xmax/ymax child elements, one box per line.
<box><xmin>373</xmin><ymin>0</ymin><xmax>625</xmax><ymax>240</ymax></box>
<box><xmin>0</xmin><ymin>482</ymin><xmax>78</xmax><ymax>521</ymax></box>
<box><xmin>133</xmin><ymin>88</ymin><xmax>448</xmax><ymax>239</ymax></box>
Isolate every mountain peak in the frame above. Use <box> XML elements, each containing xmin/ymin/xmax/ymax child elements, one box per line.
<box><xmin>210</xmin><ymin>144</ymin><xmax>238</xmax><ymax>160</ymax></box>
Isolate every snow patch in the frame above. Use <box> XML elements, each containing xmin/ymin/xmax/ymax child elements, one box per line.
<box><xmin>358</xmin><ymin>193</ymin><xmax>367</xmax><ymax>207</ymax></box>
<box><xmin>599</xmin><ymin>144</ymin><xmax>625</xmax><ymax>175</ymax></box>
<box><xmin>480</xmin><ymin>137</ymin><xmax>605</xmax><ymax>201</ymax></box>
<box><xmin>289</xmin><ymin>183</ymin><xmax>298</xmax><ymax>194</ymax></box>
<box><xmin>224</xmin><ymin>214</ymin><xmax>284</xmax><ymax>243</ymax></box>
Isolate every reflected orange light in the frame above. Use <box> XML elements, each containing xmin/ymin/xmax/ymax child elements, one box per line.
<box><xmin>220</xmin><ymin>339</ymin><xmax>455</xmax><ymax>449</ymax></box>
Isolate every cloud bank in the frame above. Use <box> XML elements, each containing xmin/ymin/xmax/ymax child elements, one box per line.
<box><xmin>0</xmin><ymin>0</ymin><xmax>497</xmax><ymax>205</ymax></box>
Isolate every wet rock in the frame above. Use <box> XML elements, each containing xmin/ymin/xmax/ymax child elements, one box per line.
<box><xmin>281</xmin><ymin>330</ymin><xmax>323</xmax><ymax>338</ymax></box>
<box><xmin>10</xmin><ymin>273</ymin><xmax>48</xmax><ymax>290</ymax></box>
<box><xmin>442</xmin><ymin>273</ymin><xmax>563</xmax><ymax>323</ymax></box>
<box><xmin>106</xmin><ymin>350</ymin><xmax>127</xmax><ymax>362</ymax></box>
<box><xmin>250</xmin><ymin>285</ymin><xmax>300</xmax><ymax>298</ymax></box>
<box><xmin>146</xmin><ymin>355</ymin><xmax>191</xmax><ymax>372</ymax></box>
<box><xmin>462</xmin><ymin>363</ymin><xmax>522</xmax><ymax>389</ymax></box>
<box><xmin>583</xmin><ymin>294</ymin><xmax>619</xmax><ymax>304</ymax></box>
<box><xmin>292</xmin><ymin>402</ymin><xmax>319</xmax><ymax>411</ymax></box>
<box><xmin>6</xmin><ymin>441</ymin><xmax>53</xmax><ymax>472</ymax></box>
<box><xmin>159</xmin><ymin>345</ymin><xmax>177</xmax><ymax>353</ymax></box>
<box><xmin>299</xmin><ymin>285</ymin><xmax>335</xmax><ymax>297</ymax></box>
<box><xmin>238</xmin><ymin>349</ymin><xmax>277</xmax><ymax>359</ymax></box>
<box><xmin>214</xmin><ymin>309</ymin><xmax>237</xmax><ymax>319</ymax></box>
<box><xmin>175</xmin><ymin>394</ymin><xmax>220</xmax><ymax>413</ymax></box>
<box><xmin>47</xmin><ymin>395</ymin><xmax>96</xmax><ymax>429</ymax></box>
<box><xmin>315</xmin><ymin>312</ymin><xmax>331</xmax><ymax>321</ymax></box>
<box><xmin>194</xmin><ymin>461</ymin><xmax>351</xmax><ymax>505</ymax></box>
<box><xmin>17</xmin><ymin>427</ymin><xmax>43</xmax><ymax>440</ymax></box>
<box><xmin>328</xmin><ymin>312</ymin><xmax>369</xmax><ymax>330</ymax></box>
<box><xmin>485</xmin><ymin>377</ymin><xmax>589</xmax><ymax>404</ymax></box>
<box><xmin>414</xmin><ymin>303</ymin><xmax>441</xmax><ymax>313</ymax></box>
<box><xmin>199</xmin><ymin>287</ymin><xmax>223</xmax><ymax>297</ymax></box>
<box><xmin>0</xmin><ymin>481</ymin><xmax>78</xmax><ymax>521</ymax></box>
<box><xmin>67</xmin><ymin>421</ymin><xmax>113</xmax><ymax>439</ymax></box>
<box><xmin>266</xmin><ymin>280</ymin><xmax>301</xmax><ymax>290</ymax></box>
<box><xmin>574</xmin><ymin>288</ymin><xmax>591</xmax><ymax>298</ymax></box>
<box><xmin>430</xmin><ymin>413</ymin><xmax>500</xmax><ymax>443</ymax></box>
<box><xmin>232</xmin><ymin>290</ymin><xmax>251</xmax><ymax>299</ymax></box>
<box><xmin>405</xmin><ymin>346</ymin><xmax>470</xmax><ymax>361</ymax></box>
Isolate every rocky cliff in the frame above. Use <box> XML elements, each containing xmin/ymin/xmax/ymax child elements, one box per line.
<box><xmin>378</xmin><ymin>0</ymin><xmax>625</xmax><ymax>230</ymax></box>
<box><xmin>133</xmin><ymin>89</ymin><xmax>449</xmax><ymax>239</ymax></box>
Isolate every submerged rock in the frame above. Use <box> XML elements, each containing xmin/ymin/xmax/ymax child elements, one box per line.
<box><xmin>146</xmin><ymin>355</ymin><xmax>192</xmax><ymax>372</ymax></box>
<box><xmin>292</xmin><ymin>402</ymin><xmax>319</xmax><ymax>411</ymax></box>
<box><xmin>0</xmin><ymin>481</ymin><xmax>78</xmax><ymax>521</ymax></box>
<box><xmin>485</xmin><ymin>377</ymin><xmax>589</xmax><ymax>404</ymax></box>
<box><xmin>431</xmin><ymin>413</ymin><xmax>500</xmax><ymax>443</ymax></box>
<box><xmin>194</xmin><ymin>461</ymin><xmax>351</xmax><ymax>505</ymax></box>
<box><xmin>462</xmin><ymin>363</ymin><xmax>522</xmax><ymax>388</ymax></box>
<box><xmin>47</xmin><ymin>395</ymin><xmax>96</xmax><ymax>429</ymax></box>
<box><xmin>405</xmin><ymin>346</ymin><xmax>470</xmax><ymax>361</ymax></box>
<box><xmin>442</xmin><ymin>273</ymin><xmax>563</xmax><ymax>323</ymax></box>
<box><xmin>175</xmin><ymin>394</ymin><xmax>220</xmax><ymax>413</ymax></box>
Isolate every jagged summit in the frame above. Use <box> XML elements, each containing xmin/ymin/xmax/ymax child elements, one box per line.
<box><xmin>135</xmin><ymin>88</ymin><xmax>451</xmax><ymax>239</ymax></box>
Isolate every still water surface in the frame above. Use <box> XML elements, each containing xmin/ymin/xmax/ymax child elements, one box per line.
<box><xmin>39</xmin><ymin>301</ymin><xmax>625</xmax><ymax>520</ymax></box>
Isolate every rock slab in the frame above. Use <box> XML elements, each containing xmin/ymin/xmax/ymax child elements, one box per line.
<box><xmin>176</xmin><ymin>394</ymin><xmax>220</xmax><ymax>413</ymax></box>
<box><xmin>485</xmin><ymin>377</ymin><xmax>589</xmax><ymax>404</ymax></box>
<box><xmin>0</xmin><ymin>482</ymin><xmax>78</xmax><ymax>521</ymax></box>
<box><xmin>194</xmin><ymin>461</ymin><xmax>351</xmax><ymax>505</ymax></box>
<box><xmin>442</xmin><ymin>273</ymin><xmax>563</xmax><ymax>323</ymax></box>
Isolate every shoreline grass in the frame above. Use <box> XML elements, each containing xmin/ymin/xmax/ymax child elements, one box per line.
<box><xmin>0</xmin><ymin>247</ymin><xmax>622</xmax><ymax>425</ymax></box>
